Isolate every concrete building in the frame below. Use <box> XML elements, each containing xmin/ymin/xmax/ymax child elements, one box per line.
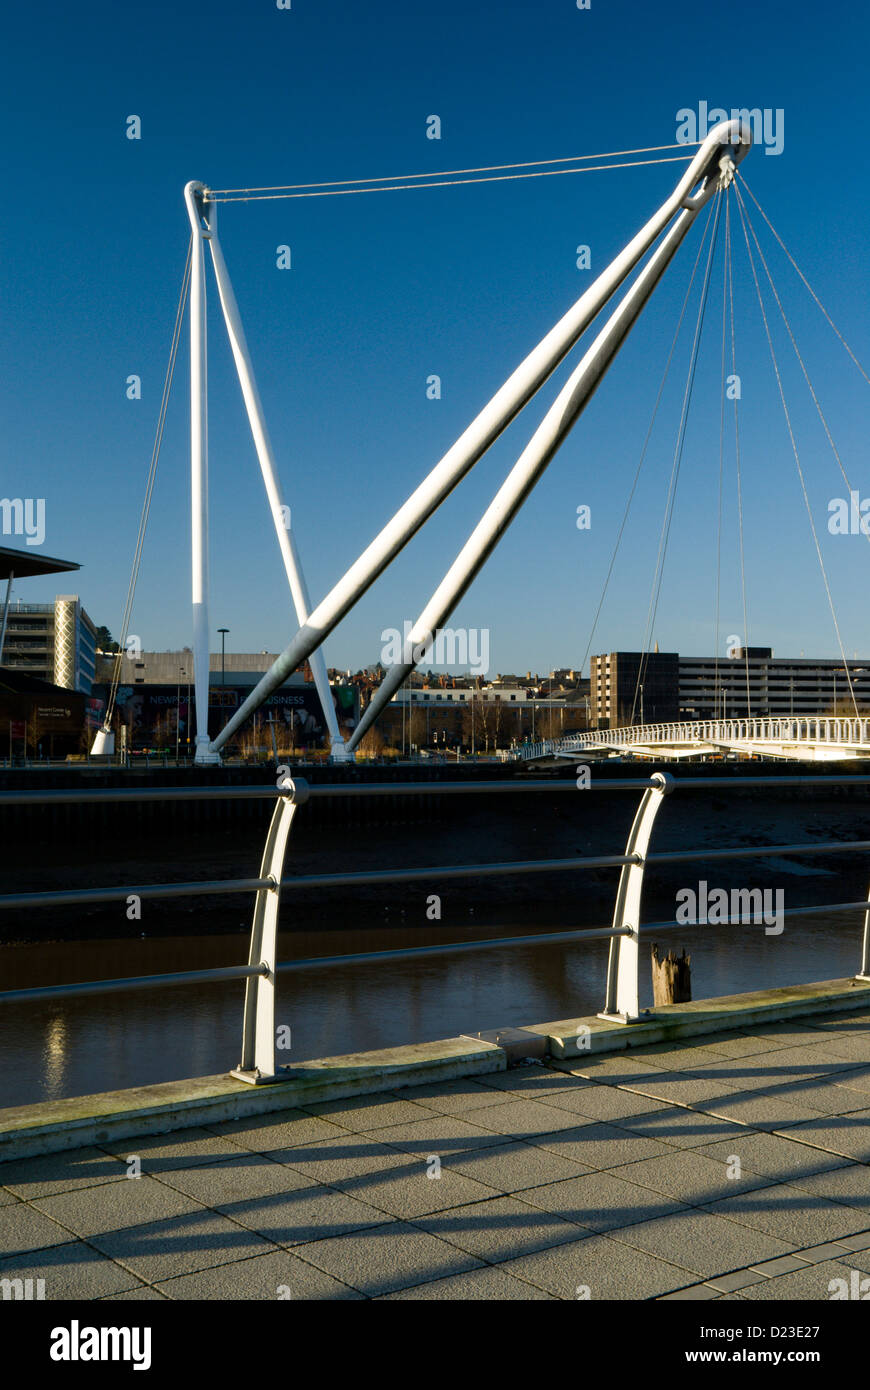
<box><xmin>590</xmin><ymin>651</ymin><xmax>681</xmax><ymax>727</ymax></box>
<box><xmin>2</xmin><ymin>597</ymin><xmax>98</xmax><ymax>694</ymax></box>
<box><xmin>0</xmin><ymin>546</ymin><xmax>98</xmax><ymax>695</ymax></box>
<box><xmin>591</xmin><ymin>647</ymin><xmax>870</xmax><ymax>726</ymax></box>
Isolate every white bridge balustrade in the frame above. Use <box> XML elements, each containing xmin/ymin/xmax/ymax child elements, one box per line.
<box><xmin>518</xmin><ymin>716</ymin><xmax>870</xmax><ymax>764</ymax></box>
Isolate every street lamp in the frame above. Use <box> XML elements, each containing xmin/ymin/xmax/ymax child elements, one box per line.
<box><xmin>176</xmin><ymin>667</ymin><xmax>185</xmax><ymax>761</ymax></box>
<box><xmin>218</xmin><ymin>628</ymin><xmax>229</xmax><ymax>686</ymax></box>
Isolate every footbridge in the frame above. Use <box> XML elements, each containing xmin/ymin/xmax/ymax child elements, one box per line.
<box><xmin>517</xmin><ymin>717</ymin><xmax>870</xmax><ymax>763</ymax></box>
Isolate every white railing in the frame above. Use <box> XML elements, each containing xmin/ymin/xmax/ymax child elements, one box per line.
<box><xmin>518</xmin><ymin>716</ymin><xmax>870</xmax><ymax>761</ymax></box>
<box><xmin>2</xmin><ymin>772</ymin><xmax>870</xmax><ymax>1084</ymax></box>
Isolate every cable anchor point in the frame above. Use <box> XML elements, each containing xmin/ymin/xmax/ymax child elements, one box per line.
<box><xmin>718</xmin><ymin>153</ymin><xmax>737</xmax><ymax>189</ymax></box>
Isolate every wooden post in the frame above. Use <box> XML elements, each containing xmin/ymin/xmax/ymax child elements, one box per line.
<box><xmin>651</xmin><ymin>943</ymin><xmax>692</xmax><ymax>1005</ymax></box>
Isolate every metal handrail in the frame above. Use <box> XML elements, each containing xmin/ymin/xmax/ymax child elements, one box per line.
<box><xmin>2</xmin><ymin>771</ymin><xmax>870</xmax><ymax>1084</ymax></box>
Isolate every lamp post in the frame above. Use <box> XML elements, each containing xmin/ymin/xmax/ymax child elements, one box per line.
<box><xmin>176</xmin><ymin>667</ymin><xmax>185</xmax><ymax>761</ymax></box>
<box><xmin>639</xmin><ymin>683</ymin><xmax>644</xmax><ymax>725</ymax></box>
<box><xmin>218</xmin><ymin>628</ymin><xmax>229</xmax><ymax>686</ymax></box>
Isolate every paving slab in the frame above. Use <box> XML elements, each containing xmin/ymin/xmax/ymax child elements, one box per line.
<box><xmin>291</xmin><ymin>1220</ymin><xmax>483</xmax><ymax>1296</ymax></box>
<box><xmin>702</xmin><ymin>1183</ymin><xmax>870</xmax><ymax>1247</ymax></box>
<box><xmin>831</xmin><ymin>1064</ymin><xmax>870</xmax><ymax>1095</ymax></box>
<box><xmin>501</xmin><ymin>1233</ymin><xmax>693</xmax><ymax>1300</ymax></box>
<box><xmin>306</xmin><ymin>1157</ymin><xmax>499</xmax><ymax>1221</ymax></box>
<box><xmin>446</xmin><ymin>1139</ymin><xmax>593</xmax><ymax>1194</ymax></box>
<box><xmin>204</xmin><ymin>1109</ymin><xmax>345</xmax><ymax>1154</ymax></box>
<box><xmin>360</xmin><ymin>1114</ymin><xmax>509</xmax><ymax>1158</ymax></box>
<box><xmin>31</xmin><ymin>1175</ymin><xmax>204</xmax><ymax>1239</ymax></box>
<box><xmin>735</xmin><ymin>1258</ymin><xmax>860</xmax><ymax>1300</ymax></box>
<box><xmin>97</xmin><ymin>1127</ymin><xmax>251</xmax><ymax>1172</ymax></box>
<box><xmin>0</xmin><ymin>1240</ymin><xmax>145</xmax><ymax>1299</ymax></box>
<box><xmin>460</xmin><ymin>1099</ymin><xmax>591</xmax><ymax>1141</ymax></box>
<box><xmin>473</xmin><ymin>1065</ymin><xmax>576</xmax><ymax>1097</ymax></box>
<box><xmin>530</xmin><ymin>1083</ymin><xmax>667</xmax><ymax>1124</ymax></box>
<box><xmin>392</xmin><ymin>1078</ymin><xmax>516</xmax><ymax>1113</ymax></box>
<box><xmin>610</xmin><ymin>1106</ymin><xmax>747</xmax><ymax>1149</ymax></box>
<box><xmin>788</xmin><ymin>1164</ymin><xmax>870</xmax><ymax>1212</ymax></box>
<box><xmin>270</xmin><ymin>1135</ymin><xmax>411</xmax><ymax>1189</ymax></box>
<box><xmin>101</xmin><ymin>1287</ymin><xmax>168</xmax><ymax>1300</ymax></box>
<box><xmin>155</xmin><ymin>1153</ymin><xmax>316</xmax><ymax>1207</ymax></box>
<box><xmin>214</xmin><ymin>1185</ymin><xmax>388</xmax><ymax>1248</ymax></box>
<box><xmin>413</xmin><ymin>1194</ymin><xmax>584</xmax><ymax>1262</ymax></box>
<box><xmin>697</xmin><ymin>1132</ymin><xmax>849</xmax><ymax>1184</ymax></box>
<box><xmin>606</xmin><ymin>1209</ymin><xmax>795</xmax><ymax>1278</ymax></box>
<box><xmin>776</xmin><ymin>1110</ymin><xmax>870</xmax><ymax>1162</ymax></box>
<box><xmin>0</xmin><ymin>1203</ymin><xmax>74</xmax><ymax>1256</ymax></box>
<box><xmin>767</xmin><ymin>1078</ymin><xmax>870</xmax><ymax>1116</ymax></box>
<box><xmin>301</xmin><ymin>1094</ymin><xmax>440</xmax><ymax>1132</ymax></box>
<box><xmin>519</xmin><ymin>1169</ymin><xmax>690</xmax><ymax>1233</ymax></box>
<box><xmin>657</xmin><ymin>1284</ymin><xmax>721</xmax><ymax>1300</ymax></box>
<box><xmin>377</xmin><ymin>1264</ymin><xmax>553</xmax><ymax>1299</ymax></box>
<box><xmin>685</xmin><ymin>1054</ymin><xmax>841</xmax><ymax>1092</ymax></box>
<box><xmin>614</xmin><ymin>1148</ymin><xmax>774</xmax><ymax>1204</ymax></box>
<box><xmin>532</xmin><ymin>1122</ymin><xmax>675</xmax><ymax>1171</ymax></box>
<box><xmin>704</xmin><ymin>1268</ymin><xmax>768</xmax><ymax>1293</ymax></box>
<box><xmin>0</xmin><ymin>1146</ymin><xmax>129</xmax><ymax>1199</ymax></box>
<box><xmin>154</xmin><ymin>1249</ymin><xmax>366</xmax><ymax>1300</ymax></box>
<box><xmin>701</xmin><ymin>1088</ymin><xmax>829</xmax><ymax>1131</ymax></box>
<box><xmin>90</xmin><ymin>1209</ymin><xmax>273</xmax><ymax>1283</ymax></box>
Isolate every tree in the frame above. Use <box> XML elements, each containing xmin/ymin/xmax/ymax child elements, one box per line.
<box><xmin>357</xmin><ymin>726</ymin><xmax>385</xmax><ymax>758</ymax></box>
<box><xmin>407</xmin><ymin>707</ymin><xmax>426</xmax><ymax>749</ymax></box>
<box><xmin>95</xmin><ymin>625</ymin><xmax>120</xmax><ymax>654</ymax></box>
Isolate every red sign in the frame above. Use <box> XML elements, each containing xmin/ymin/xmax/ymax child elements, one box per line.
<box><xmin>10</xmin><ymin>721</ymin><xmax>25</xmax><ymax>738</ymax></box>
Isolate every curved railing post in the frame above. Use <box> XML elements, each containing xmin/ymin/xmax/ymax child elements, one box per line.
<box><xmin>232</xmin><ymin>776</ymin><xmax>310</xmax><ymax>1084</ymax></box>
<box><xmin>859</xmin><ymin>882</ymin><xmax>870</xmax><ymax>982</ymax></box>
<box><xmin>600</xmin><ymin>771</ymin><xmax>675</xmax><ymax>1022</ymax></box>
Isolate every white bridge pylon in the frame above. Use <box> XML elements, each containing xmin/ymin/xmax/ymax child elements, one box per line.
<box><xmin>518</xmin><ymin>717</ymin><xmax>870</xmax><ymax>764</ymax></box>
<box><xmin>183</xmin><ymin>183</ymin><xmax>346</xmax><ymax>764</ymax></box>
<box><xmin>185</xmin><ymin>119</ymin><xmax>751</xmax><ymax>762</ymax></box>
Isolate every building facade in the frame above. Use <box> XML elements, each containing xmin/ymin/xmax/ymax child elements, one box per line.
<box><xmin>590</xmin><ymin>651</ymin><xmax>681</xmax><ymax>727</ymax></box>
<box><xmin>590</xmin><ymin>648</ymin><xmax>870</xmax><ymax>726</ymax></box>
<box><xmin>2</xmin><ymin>597</ymin><xmax>97</xmax><ymax>693</ymax></box>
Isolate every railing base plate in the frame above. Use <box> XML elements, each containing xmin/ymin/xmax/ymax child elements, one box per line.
<box><xmin>230</xmin><ymin>1066</ymin><xmax>285</xmax><ymax>1086</ymax></box>
<box><xmin>597</xmin><ymin>1010</ymin><xmax>652</xmax><ymax>1025</ymax></box>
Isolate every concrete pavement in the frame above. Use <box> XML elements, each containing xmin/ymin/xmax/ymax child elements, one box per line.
<box><xmin>3</xmin><ymin>1006</ymin><xmax>870</xmax><ymax>1299</ymax></box>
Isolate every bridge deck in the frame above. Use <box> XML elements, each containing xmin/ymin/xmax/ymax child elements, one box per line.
<box><xmin>3</xmin><ymin>1008</ymin><xmax>870</xmax><ymax>1300</ymax></box>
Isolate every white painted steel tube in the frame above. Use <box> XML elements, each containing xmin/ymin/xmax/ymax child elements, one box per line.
<box><xmin>206</xmin><ymin>231</ymin><xmax>345</xmax><ymax>757</ymax></box>
<box><xmin>349</xmin><ymin>201</ymin><xmax>703</xmax><ymax>749</ymax></box>
<box><xmin>213</xmin><ymin>120</ymin><xmax>750</xmax><ymax>752</ymax></box>
<box><xmin>184</xmin><ymin>182</ymin><xmax>219</xmax><ymax>764</ymax></box>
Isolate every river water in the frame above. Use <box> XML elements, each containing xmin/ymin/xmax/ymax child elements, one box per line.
<box><xmin>1</xmin><ymin>782</ymin><xmax>868</xmax><ymax>1108</ymax></box>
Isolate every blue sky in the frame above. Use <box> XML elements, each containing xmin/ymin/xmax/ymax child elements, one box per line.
<box><xmin>2</xmin><ymin>0</ymin><xmax>869</xmax><ymax>677</ymax></box>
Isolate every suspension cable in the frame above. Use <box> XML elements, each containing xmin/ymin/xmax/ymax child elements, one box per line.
<box><xmin>207</xmin><ymin>142</ymin><xmax>699</xmax><ymax>201</ymax></box>
<box><xmin>734</xmin><ymin>191</ymin><xmax>859</xmax><ymax>718</ymax></box>
<box><xmin>631</xmin><ymin>189</ymin><xmax>724</xmax><ymax>724</ymax></box>
<box><xmin>734</xmin><ymin>181</ymin><xmax>870</xmax><ymax>545</ymax></box>
<box><xmin>580</xmin><ymin>198</ymin><xmax>718</xmax><ymax>678</ymax></box>
<box><xmin>737</xmin><ymin>174</ymin><xmax>870</xmax><ymax>389</ymax></box>
<box><xmin>208</xmin><ymin>155</ymin><xmax>696</xmax><ymax>204</ymax></box>
<box><xmin>102</xmin><ymin>238</ymin><xmax>192</xmax><ymax>733</ymax></box>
